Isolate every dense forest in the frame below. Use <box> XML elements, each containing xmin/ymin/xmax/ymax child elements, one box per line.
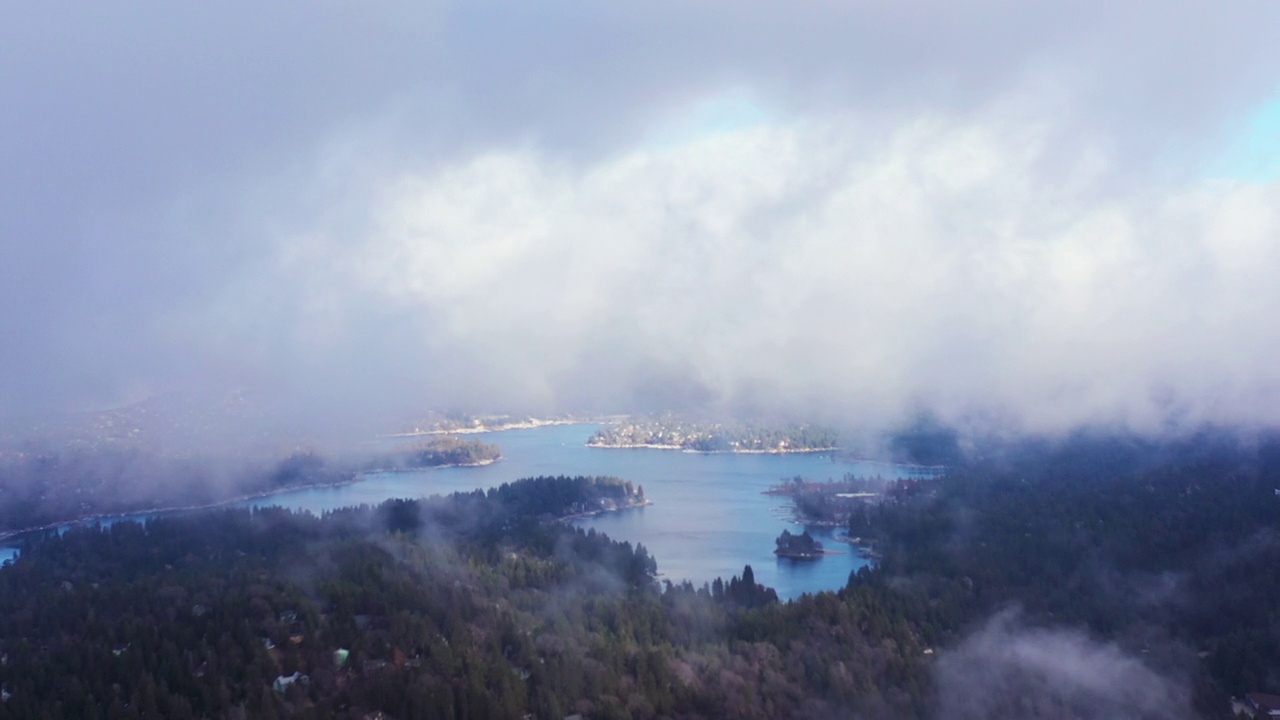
<box><xmin>5</xmin><ymin>433</ymin><xmax>1280</xmax><ymax>717</ymax></box>
<box><xmin>588</xmin><ymin>417</ymin><xmax>837</xmax><ymax>453</ymax></box>
<box><xmin>0</xmin><ymin>476</ymin><xmax>925</xmax><ymax>719</ymax></box>
<box><xmin>849</xmin><ymin>430</ymin><xmax>1280</xmax><ymax>716</ymax></box>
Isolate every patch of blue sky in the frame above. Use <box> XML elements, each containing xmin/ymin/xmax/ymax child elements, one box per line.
<box><xmin>1215</xmin><ymin>95</ymin><xmax>1280</xmax><ymax>183</ymax></box>
<box><xmin>645</xmin><ymin>88</ymin><xmax>771</xmax><ymax>150</ymax></box>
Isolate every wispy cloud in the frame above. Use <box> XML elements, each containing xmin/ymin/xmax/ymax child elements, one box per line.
<box><xmin>935</xmin><ymin>610</ymin><xmax>1194</xmax><ymax>719</ymax></box>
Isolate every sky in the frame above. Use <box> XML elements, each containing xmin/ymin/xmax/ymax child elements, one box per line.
<box><xmin>2</xmin><ymin>2</ymin><xmax>1280</xmax><ymax>444</ymax></box>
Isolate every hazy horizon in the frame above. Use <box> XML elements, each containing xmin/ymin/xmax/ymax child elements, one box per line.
<box><xmin>4</xmin><ymin>3</ymin><xmax>1280</xmax><ymax>449</ymax></box>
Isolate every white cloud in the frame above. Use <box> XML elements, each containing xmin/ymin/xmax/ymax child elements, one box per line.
<box><xmin>3</xmin><ymin>2</ymin><xmax>1279</xmax><ymax>439</ymax></box>
<box><xmin>935</xmin><ymin>611</ymin><xmax>1194</xmax><ymax>719</ymax></box>
<box><xmin>208</xmin><ymin>98</ymin><xmax>1277</xmax><ymax>433</ymax></box>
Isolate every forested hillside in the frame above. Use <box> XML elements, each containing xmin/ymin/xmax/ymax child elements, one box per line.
<box><xmin>6</xmin><ymin>433</ymin><xmax>1280</xmax><ymax>718</ymax></box>
<box><xmin>0</xmin><ymin>476</ymin><xmax>929</xmax><ymax>719</ymax></box>
<box><xmin>850</xmin><ymin>430</ymin><xmax>1280</xmax><ymax>715</ymax></box>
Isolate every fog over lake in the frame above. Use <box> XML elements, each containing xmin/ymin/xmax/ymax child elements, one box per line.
<box><xmin>258</xmin><ymin>423</ymin><xmax>928</xmax><ymax>600</ymax></box>
<box><xmin>3</xmin><ymin>424</ymin><xmax>932</xmax><ymax>599</ymax></box>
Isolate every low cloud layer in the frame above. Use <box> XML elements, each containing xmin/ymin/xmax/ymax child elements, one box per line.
<box><xmin>935</xmin><ymin>611</ymin><xmax>1193</xmax><ymax>719</ymax></box>
<box><xmin>3</xmin><ymin>2</ymin><xmax>1279</xmax><ymax>443</ymax></box>
<box><xmin>310</xmin><ymin>115</ymin><xmax>1280</xmax><ymax>432</ymax></box>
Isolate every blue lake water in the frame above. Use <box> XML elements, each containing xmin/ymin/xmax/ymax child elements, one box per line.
<box><xmin>2</xmin><ymin>424</ymin><xmax>932</xmax><ymax>600</ymax></box>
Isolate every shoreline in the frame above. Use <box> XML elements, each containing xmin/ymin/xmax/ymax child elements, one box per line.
<box><xmin>0</xmin><ymin>457</ymin><xmax>503</xmax><ymax>546</ymax></box>
<box><xmin>0</xmin><ymin>476</ymin><xmax>362</xmax><ymax>545</ymax></box>
<box><xmin>774</xmin><ymin>549</ymin><xmax>844</xmax><ymax>559</ymax></box>
<box><xmin>559</xmin><ymin>498</ymin><xmax>653</xmax><ymax>523</ymax></box>
<box><xmin>385</xmin><ymin>419</ymin><xmax>584</xmax><ymax>438</ymax></box>
<box><xmin>832</xmin><ymin>531</ymin><xmax>881</xmax><ymax>559</ymax></box>
<box><xmin>837</xmin><ymin>456</ymin><xmax>947</xmax><ymax>471</ymax></box>
<box><xmin>362</xmin><ymin>456</ymin><xmax>500</xmax><ymax>474</ymax></box>
<box><xmin>685</xmin><ymin>447</ymin><xmax>837</xmax><ymax>455</ymax></box>
<box><xmin>586</xmin><ymin>442</ymin><xmax>683</xmax><ymax>450</ymax></box>
<box><xmin>586</xmin><ymin>442</ymin><xmax>838</xmax><ymax>455</ymax></box>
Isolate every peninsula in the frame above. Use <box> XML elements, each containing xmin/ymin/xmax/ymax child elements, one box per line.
<box><xmin>365</xmin><ymin>436</ymin><xmax>501</xmax><ymax>472</ymax></box>
<box><xmin>0</xmin><ymin>436</ymin><xmax>503</xmax><ymax>539</ymax></box>
<box><xmin>588</xmin><ymin>416</ymin><xmax>838</xmax><ymax>454</ymax></box>
<box><xmin>390</xmin><ymin>413</ymin><xmax>582</xmax><ymax>437</ymax></box>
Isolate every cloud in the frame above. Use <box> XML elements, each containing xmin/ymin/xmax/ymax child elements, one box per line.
<box><xmin>2</xmin><ymin>2</ymin><xmax>1279</xmax><ymax>442</ymax></box>
<box><xmin>247</xmin><ymin>105</ymin><xmax>1280</xmax><ymax>434</ymax></box>
<box><xmin>935</xmin><ymin>610</ymin><xmax>1194</xmax><ymax>719</ymax></box>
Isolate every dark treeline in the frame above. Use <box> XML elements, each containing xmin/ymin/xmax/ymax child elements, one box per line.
<box><xmin>0</xmin><ymin>439</ymin><xmax>501</xmax><ymax>535</ymax></box>
<box><xmin>0</xmin><ymin>449</ymin><xmax>353</xmax><ymax>535</ymax></box>
<box><xmin>774</xmin><ymin>529</ymin><xmax>823</xmax><ymax>558</ymax></box>
<box><xmin>850</xmin><ymin>428</ymin><xmax>1280</xmax><ymax>715</ymax></box>
<box><xmin>7</xmin><ymin>433</ymin><xmax>1280</xmax><ymax>718</ymax></box>
<box><xmin>367</xmin><ymin>437</ymin><xmax>501</xmax><ymax>472</ymax></box>
<box><xmin>0</xmin><ymin>475</ymin><xmax>930</xmax><ymax>719</ymax></box>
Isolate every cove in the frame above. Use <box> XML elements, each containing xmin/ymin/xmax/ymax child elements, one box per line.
<box><xmin>2</xmin><ymin>424</ymin><xmax>932</xmax><ymax>600</ymax></box>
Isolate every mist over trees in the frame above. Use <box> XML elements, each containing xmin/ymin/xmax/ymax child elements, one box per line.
<box><xmin>1</xmin><ymin>2</ymin><xmax>1278</xmax><ymax>717</ymax></box>
<box><xmin>5</xmin><ymin>434</ymin><xmax>1280</xmax><ymax>717</ymax></box>
<box><xmin>0</xmin><ymin>478</ymin><xmax>925</xmax><ymax>719</ymax></box>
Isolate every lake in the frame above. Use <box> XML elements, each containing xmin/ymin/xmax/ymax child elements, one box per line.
<box><xmin>2</xmin><ymin>424</ymin><xmax>932</xmax><ymax>600</ymax></box>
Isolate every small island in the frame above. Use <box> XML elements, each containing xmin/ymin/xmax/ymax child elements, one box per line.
<box><xmin>367</xmin><ymin>436</ymin><xmax>501</xmax><ymax>471</ymax></box>
<box><xmin>775</xmin><ymin>528</ymin><xmax>829</xmax><ymax>559</ymax></box>
<box><xmin>495</xmin><ymin>475</ymin><xmax>651</xmax><ymax>522</ymax></box>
